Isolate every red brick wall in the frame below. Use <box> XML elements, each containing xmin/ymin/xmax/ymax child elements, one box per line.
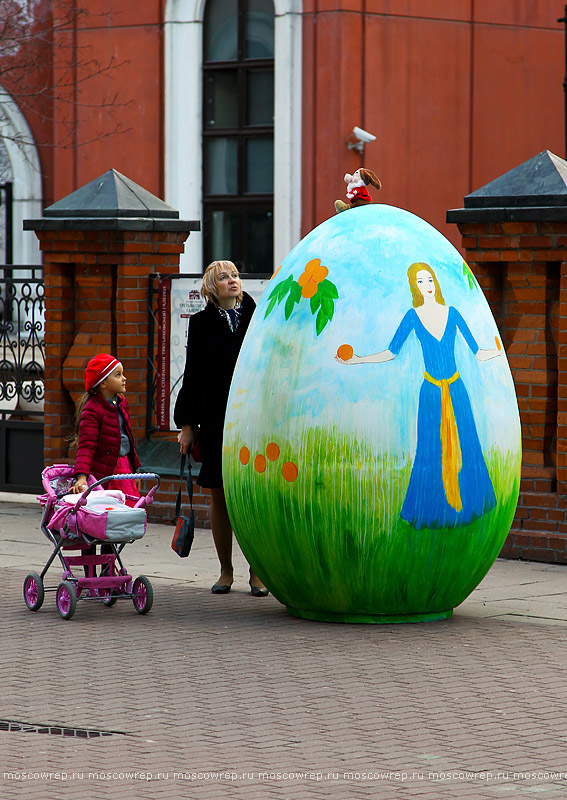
<box><xmin>457</xmin><ymin>220</ymin><xmax>567</xmax><ymax>562</ymax></box>
<box><xmin>43</xmin><ymin>259</ymin><xmax>75</xmax><ymax>466</ymax></box>
<box><xmin>142</xmin><ymin>474</ymin><xmax>211</xmax><ymax>527</ymax></box>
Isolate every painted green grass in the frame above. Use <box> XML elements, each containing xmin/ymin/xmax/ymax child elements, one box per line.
<box><xmin>224</xmin><ymin>426</ymin><xmax>521</xmax><ymax>619</ymax></box>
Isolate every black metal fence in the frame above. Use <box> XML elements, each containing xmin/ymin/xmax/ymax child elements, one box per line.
<box><xmin>0</xmin><ymin>266</ymin><xmax>44</xmax><ymax>492</ymax></box>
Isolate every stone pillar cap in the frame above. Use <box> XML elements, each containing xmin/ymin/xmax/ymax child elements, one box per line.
<box><xmin>24</xmin><ymin>169</ymin><xmax>200</xmax><ymax>232</ymax></box>
<box><xmin>447</xmin><ymin>150</ymin><xmax>567</xmax><ymax>223</ymax></box>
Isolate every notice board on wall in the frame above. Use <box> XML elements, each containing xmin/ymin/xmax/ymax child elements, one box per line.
<box><xmin>155</xmin><ymin>275</ymin><xmax>270</xmax><ymax>431</ymax></box>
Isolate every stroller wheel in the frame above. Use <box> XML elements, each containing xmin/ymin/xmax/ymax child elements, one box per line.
<box><xmin>132</xmin><ymin>576</ymin><xmax>153</xmax><ymax>615</ymax></box>
<box><xmin>23</xmin><ymin>572</ymin><xmax>45</xmax><ymax>611</ymax></box>
<box><xmin>56</xmin><ymin>580</ymin><xmax>78</xmax><ymax>620</ymax></box>
<box><xmin>101</xmin><ymin>590</ymin><xmax>118</xmax><ymax>607</ymax></box>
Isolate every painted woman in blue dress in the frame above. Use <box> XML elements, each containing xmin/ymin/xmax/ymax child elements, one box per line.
<box><xmin>338</xmin><ymin>263</ymin><xmax>501</xmax><ymax>530</ymax></box>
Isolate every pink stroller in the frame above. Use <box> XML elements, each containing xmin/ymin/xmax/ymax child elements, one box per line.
<box><xmin>23</xmin><ymin>464</ymin><xmax>160</xmax><ymax>620</ymax></box>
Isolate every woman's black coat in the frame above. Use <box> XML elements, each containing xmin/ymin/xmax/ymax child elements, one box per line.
<box><xmin>173</xmin><ymin>292</ymin><xmax>255</xmax><ymax>435</ymax></box>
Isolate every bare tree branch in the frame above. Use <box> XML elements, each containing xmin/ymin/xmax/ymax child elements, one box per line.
<box><xmin>0</xmin><ymin>0</ymin><xmax>132</xmax><ymax>150</ymax></box>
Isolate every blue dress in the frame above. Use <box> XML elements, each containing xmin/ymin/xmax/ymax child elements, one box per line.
<box><xmin>388</xmin><ymin>306</ymin><xmax>496</xmax><ymax>529</ymax></box>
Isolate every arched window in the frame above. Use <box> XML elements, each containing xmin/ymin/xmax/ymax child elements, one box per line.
<box><xmin>202</xmin><ymin>0</ymin><xmax>274</xmax><ymax>273</ymax></box>
<box><xmin>0</xmin><ymin>87</ymin><xmax>41</xmax><ymax>265</ymax></box>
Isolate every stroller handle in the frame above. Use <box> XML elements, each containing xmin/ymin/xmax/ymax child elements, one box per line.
<box><xmin>108</xmin><ymin>472</ymin><xmax>159</xmax><ymax>482</ymax></box>
<box><xmin>72</xmin><ymin>472</ymin><xmax>161</xmax><ymax>510</ymax></box>
<box><xmin>88</xmin><ymin>473</ymin><xmax>160</xmax><ymax>491</ymax></box>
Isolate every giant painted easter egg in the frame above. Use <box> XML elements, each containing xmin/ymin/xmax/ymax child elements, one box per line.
<box><xmin>223</xmin><ymin>204</ymin><xmax>521</xmax><ymax>623</ymax></box>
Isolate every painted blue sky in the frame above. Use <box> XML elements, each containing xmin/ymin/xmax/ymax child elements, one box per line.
<box><xmin>227</xmin><ymin>204</ymin><xmax>520</xmax><ymax>458</ymax></box>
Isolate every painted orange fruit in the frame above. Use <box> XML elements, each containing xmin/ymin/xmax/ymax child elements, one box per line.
<box><xmin>337</xmin><ymin>344</ymin><xmax>354</xmax><ymax>360</ymax></box>
<box><xmin>254</xmin><ymin>454</ymin><xmax>267</xmax><ymax>473</ymax></box>
<box><xmin>239</xmin><ymin>446</ymin><xmax>250</xmax><ymax>465</ymax></box>
<box><xmin>266</xmin><ymin>442</ymin><xmax>280</xmax><ymax>462</ymax></box>
<box><xmin>282</xmin><ymin>461</ymin><xmax>298</xmax><ymax>482</ymax></box>
<box><xmin>495</xmin><ymin>336</ymin><xmax>502</xmax><ymax>351</ymax></box>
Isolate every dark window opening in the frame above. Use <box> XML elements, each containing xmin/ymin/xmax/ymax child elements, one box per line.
<box><xmin>203</xmin><ymin>0</ymin><xmax>274</xmax><ymax>273</ymax></box>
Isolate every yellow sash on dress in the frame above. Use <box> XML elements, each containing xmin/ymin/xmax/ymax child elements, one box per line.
<box><xmin>424</xmin><ymin>370</ymin><xmax>462</xmax><ymax>512</ymax></box>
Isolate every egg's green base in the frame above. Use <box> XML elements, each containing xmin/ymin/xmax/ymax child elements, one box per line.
<box><xmin>285</xmin><ymin>606</ymin><xmax>454</xmax><ymax>624</ymax></box>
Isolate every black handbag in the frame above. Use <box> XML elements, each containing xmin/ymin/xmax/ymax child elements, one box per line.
<box><xmin>171</xmin><ymin>454</ymin><xmax>195</xmax><ymax>558</ymax></box>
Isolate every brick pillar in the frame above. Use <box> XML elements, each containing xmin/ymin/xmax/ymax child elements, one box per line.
<box><xmin>24</xmin><ymin>170</ymin><xmax>199</xmax><ymax>476</ymax></box>
<box><xmin>558</xmin><ymin>260</ymin><xmax>567</xmax><ymax>489</ymax></box>
<box><xmin>447</xmin><ymin>150</ymin><xmax>567</xmax><ymax>563</ymax></box>
<box><xmin>42</xmin><ymin>251</ymin><xmax>75</xmax><ymax>465</ymax></box>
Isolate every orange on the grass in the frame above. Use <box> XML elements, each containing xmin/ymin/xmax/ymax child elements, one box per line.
<box><xmin>254</xmin><ymin>454</ymin><xmax>267</xmax><ymax>473</ymax></box>
<box><xmin>266</xmin><ymin>442</ymin><xmax>280</xmax><ymax>462</ymax></box>
<box><xmin>337</xmin><ymin>344</ymin><xmax>353</xmax><ymax>361</ymax></box>
<box><xmin>239</xmin><ymin>446</ymin><xmax>250</xmax><ymax>465</ymax></box>
<box><xmin>282</xmin><ymin>461</ymin><xmax>298</xmax><ymax>482</ymax></box>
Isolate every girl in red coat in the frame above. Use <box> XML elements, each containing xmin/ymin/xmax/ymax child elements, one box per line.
<box><xmin>71</xmin><ymin>353</ymin><xmax>141</xmax><ymax>497</ymax></box>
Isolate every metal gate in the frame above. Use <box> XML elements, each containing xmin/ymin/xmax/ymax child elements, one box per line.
<box><xmin>0</xmin><ymin>265</ymin><xmax>44</xmax><ymax>492</ymax></box>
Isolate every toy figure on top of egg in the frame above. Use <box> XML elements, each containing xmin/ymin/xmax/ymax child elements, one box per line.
<box><xmin>334</xmin><ymin>168</ymin><xmax>382</xmax><ymax>213</ymax></box>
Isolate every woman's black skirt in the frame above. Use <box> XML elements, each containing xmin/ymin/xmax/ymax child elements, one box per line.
<box><xmin>195</xmin><ymin>423</ymin><xmax>223</xmax><ymax>489</ymax></box>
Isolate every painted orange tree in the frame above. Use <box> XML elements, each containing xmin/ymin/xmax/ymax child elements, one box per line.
<box><xmin>264</xmin><ymin>258</ymin><xmax>339</xmax><ymax>335</ymax></box>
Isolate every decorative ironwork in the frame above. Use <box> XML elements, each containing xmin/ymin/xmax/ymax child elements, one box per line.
<box><xmin>0</xmin><ymin>266</ymin><xmax>44</xmax><ymax>416</ymax></box>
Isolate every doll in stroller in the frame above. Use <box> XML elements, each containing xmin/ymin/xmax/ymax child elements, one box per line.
<box><xmin>23</xmin><ymin>464</ymin><xmax>160</xmax><ymax>620</ymax></box>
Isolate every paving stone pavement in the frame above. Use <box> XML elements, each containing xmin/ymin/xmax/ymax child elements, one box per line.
<box><xmin>2</xmin><ymin>500</ymin><xmax>567</xmax><ymax>799</ymax></box>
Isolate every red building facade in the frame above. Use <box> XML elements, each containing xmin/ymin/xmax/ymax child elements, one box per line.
<box><xmin>1</xmin><ymin>0</ymin><xmax>563</xmax><ymax>268</ymax></box>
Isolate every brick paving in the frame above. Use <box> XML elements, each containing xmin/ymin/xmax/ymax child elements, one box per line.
<box><xmin>1</xmin><ymin>502</ymin><xmax>567</xmax><ymax>798</ymax></box>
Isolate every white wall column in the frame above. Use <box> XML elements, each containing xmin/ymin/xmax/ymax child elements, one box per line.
<box><xmin>164</xmin><ymin>0</ymin><xmax>204</xmax><ymax>272</ymax></box>
<box><xmin>274</xmin><ymin>0</ymin><xmax>302</xmax><ymax>267</ymax></box>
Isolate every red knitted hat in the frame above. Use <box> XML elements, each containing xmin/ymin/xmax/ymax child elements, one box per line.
<box><xmin>85</xmin><ymin>354</ymin><xmax>120</xmax><ymax>391</ymax></box>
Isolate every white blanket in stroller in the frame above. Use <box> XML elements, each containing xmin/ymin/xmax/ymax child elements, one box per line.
<box><xmin>49</xmin><ymin>490</ymin><xmax>147</xmax><ymax>542</ymax></box>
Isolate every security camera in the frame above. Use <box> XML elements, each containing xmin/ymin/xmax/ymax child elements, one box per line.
<box><xmin>352</xmin><ymin>126</ymin><xmax>376</xmax><ymax>144</ymax></box>
<box><xmin>347</xmin><ymin>126</ymin><xmax>377</xmax><ymax>154</ymax></box>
